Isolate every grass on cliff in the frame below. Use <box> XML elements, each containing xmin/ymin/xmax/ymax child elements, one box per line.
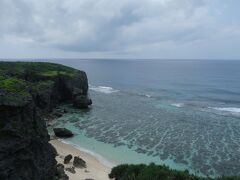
<box><xmin>0</xmin><ymin>75</ymin><xmax>31</xmax><ymax>105</ymax></box>
<box><xmin>109</xmin><ymin>163</ymin><xmax>240</xmax><ymax>180</ymax></box>
<box><xmin>0</xmin><ymin>75</ymin><xmax>30</xmax><ymax>96</ymax></box>
<box><xmin>40</xmin><ymin>70</ymin><xmax>77</xmax><ymax>77</ymax></box>
<box><xmin>0</xmin><ymin>61</ymin><xmax>80</xmax><ymax>79</ymax></box>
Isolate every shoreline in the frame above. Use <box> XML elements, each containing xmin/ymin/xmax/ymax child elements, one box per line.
<box><xmin>59</xmin><ymin>139</ymin><xmax>117</xmax><ymax>168</ymax></box>
<box><xmin>50</xmin><ymin>139</ymin><xmax>112</xmax><ymax>180</ymax></box>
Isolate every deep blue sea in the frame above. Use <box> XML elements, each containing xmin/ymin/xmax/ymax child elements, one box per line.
<box><xmin>49</xmin><ymin>59</ymin><xmax>240</xmax><ymax>177</ymax></box>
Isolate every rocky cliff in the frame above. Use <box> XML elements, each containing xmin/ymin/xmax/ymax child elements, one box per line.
<box><xmin>0</xmin><ymin>62</ymin><xmax>92</xmax><ymax>180</ymax></box>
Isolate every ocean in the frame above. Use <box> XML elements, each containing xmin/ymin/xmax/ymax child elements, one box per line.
<box><xmin>50</xmin><ymin>59</ymin><xmax>240</xmax><ymax>177</ymax></box>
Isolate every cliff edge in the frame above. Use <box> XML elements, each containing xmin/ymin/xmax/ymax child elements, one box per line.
<box><xmin>0</xmin><ymin>62</ymin><xmax>92</xmax><ymax>180</ymax></box>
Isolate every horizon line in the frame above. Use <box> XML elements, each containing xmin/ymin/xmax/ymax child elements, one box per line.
<box><xmin>1</xmin><ymin>58</ymin><xmax>240</xmax><ymax>61</ymax></box>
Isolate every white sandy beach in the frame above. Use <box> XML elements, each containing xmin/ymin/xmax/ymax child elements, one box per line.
<box><xmin>50</xmin><ymin>139</ymin><xmax>112</xmax><ymax>180</ymax></box>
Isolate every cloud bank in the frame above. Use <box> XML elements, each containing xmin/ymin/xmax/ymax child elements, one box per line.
<box><xmin>0</xmin><ymin>0</ymin><xmax>240</xmax><ymax>59</ymax></box>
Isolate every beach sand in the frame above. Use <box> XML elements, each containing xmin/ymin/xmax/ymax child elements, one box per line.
<box><xmin>50</xmin><ymin>139</ymin><xmax>112</xmax><ymax>180</ymax></box>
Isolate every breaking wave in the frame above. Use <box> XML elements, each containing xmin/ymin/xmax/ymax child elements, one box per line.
<box><xmin>210</xmin><ymin>107</ymin><xmax>240</xmax><ymax>114</ymax></box>
<box><xmin>90</xmin><ymin>85</ymin><xmax>119</xmax><ymax>94</ymax></box>
<box><xmin>171</xmin><ymin>103</ymin><xmax>184</xmax><ymax>108</ymax></box>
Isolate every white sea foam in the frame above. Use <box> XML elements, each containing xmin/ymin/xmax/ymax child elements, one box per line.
<box><xmin>60</xmin><ymin>139</ymin><xmax>116</xmax><ymax>168</ymax></box>
<box><xmin>138</xmin><ymin>93</ymin><xmax>151</xmax><ymax>98</ymax></box>
<box><xmin>210</xmin><ymin>107</ymin><xmax>240</xmax><ymax>114</ymax></box>
<box><xmin>90</xmin><ymin>85</ymin><xmax>119</xmax><ymax>94</ymax></box>
<box><xmin>171</xmin><ymin>103</ymin><xmax>184</xmax><ymax>108</ymax></box>
<box><xmin>145</xmin><ymin>94</ymin><xmax>151</xmax><ymax>98</ymax></box>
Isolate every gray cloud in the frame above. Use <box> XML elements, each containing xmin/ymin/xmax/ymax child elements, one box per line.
<box><xmin>0</xmin><ymin>0</ymin><xmax>240</xmax><ymax>59</ymax></box>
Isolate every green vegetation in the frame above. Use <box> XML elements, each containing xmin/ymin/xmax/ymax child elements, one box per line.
<box><xmin>0</xmin><ymin>61</ymin><xmax>82</xmax><ymax>106</ymax></box>
<box><xmin>0</xmin><ymin>61</ymin><xmax>79</xmax><ymax>78</ymax></box>
<box><xmin>0</xmin><ymin>76</ymin><xmax>30</xmax><ymax>97</ymax></box>
<box><xmin>40</xmin><ymin>70</ymin><xmax>76</xmax><ymax>77</ymax></box>
<box><xmin>109</xmin><ymin>163</ymin><xmax>240</xmax><ymax>180</ymax></box>
<box><xmin>0</xmin><ymin>76</ymin><xmax>27</xmax><ymax>91</ymax></box>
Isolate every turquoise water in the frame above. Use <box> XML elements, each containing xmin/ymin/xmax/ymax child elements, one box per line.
<box><xmin>50</xmin><ymin>59</ymin><xmax>240</xmax><ymax>177</ymax></box>
<box><xmin>53</xmin><ymin>109</ymin><xmax>189</xmax><ymax>169</ymax></box>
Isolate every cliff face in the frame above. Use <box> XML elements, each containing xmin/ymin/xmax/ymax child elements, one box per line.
<box><xmin>0</xmin><ymin>62</ymin><xmax>91</xmax><ymax>180</ymax></box>
<box><xmin>0</xmin><ymin>102</ymin><xmax>57</xmax><ymax>180</ymax></box>
<box><xmin>31</xmin><ymin>70</ymin><xmax>91</xmax><ymax>113</ymax></box>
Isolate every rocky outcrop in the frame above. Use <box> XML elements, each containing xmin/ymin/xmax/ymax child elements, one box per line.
<box><xmin>65</xmin><ymin>167</ymin><xmax>75</xmax><ymax>174</ymax></box>
<box><xmin>0</xmin><ymin>101</ymin><xmax>57</xmax><ymax>180</ymax></box>
<box><xmin>73</xmin><ymin>95</ymin><xmax>92</xmax><ymax>109</ymax></box>
<box><xmin>53</xmin><ymin>128</ymin><xmax>73</xmax><ymax>138</ymax></box>
<box><xmin>49</xmin><ymin>72</ymin><xmax>91</xmax><ymax>110</ymax></box>
<box><xmin>73</xmin><ymin>156</ymin><xmax>86</xmax><ymax>168</ymax></box>
<box><xmin>0</xmin><ymin>62</ymin><xmax>92</xmax><ymax>180</ymax></box>
<box><xmin>64</xmin><ymin>154</ymin><xmax>73</xmax><ymax>164</ymax></box>
<box><xmin>30</xmin><ymin>68</ymin><xmax>92</xmax><ymax>114</ymax></box>
<box><xmin>56</xmin><ymin>164</ymin><xmax>69</xmax><ymax>180</ymax></box>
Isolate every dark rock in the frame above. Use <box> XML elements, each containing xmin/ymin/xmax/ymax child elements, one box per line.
<box><xmin>65</xmin><ymin>166</ymin><xmax>76</xmax><ymax>174</ymax></box>
<box><xmin>53</xmin><ymin>128</ymin><xmax>74</xmax><ymax>138</ymax></box>
<box><xmin>73</xmin><ymin>95</ymin><xmax>92</xmax><ymax>109</ymax></box>
<box><xmin>73</xmin><ymin>156</ymin><xmax>86</xmax><ymax>168</ymax></box>
<box><xmin>56</xmin><ymin>163</ymin><xmax>65</xmax><ymax>176</ymax></box>
<box><xmin>63</xmin><ymin>108</ymin><xmax>68</xmax><ymax>113</ymax></box>
<box><xmin>53</xmin><ymin>111</ymin><xmax>63</xmax><ymax>117</ymax></box>
<box><xmin>56</xmin><ymin>164</ymin><xmax>69</xmax><ymax>180</ymax></box>
<box><xmin>59</xmin><ymin>174</ymin><xmax>69</xmax><ymax>180</ymax></box>
<box><xmin>64</xmin><ymin>154</ymin><xmax>73</xmax><ymax>164</ymax></box>
<box><xmin>51</xmin><ymin>72</ymin><xmax>91</xmax><ymax>109</ymax></box>
<box><xmin>0</xmin><ymin>101</ymin><xmax>57</xmax><ymax>180</ymax></box>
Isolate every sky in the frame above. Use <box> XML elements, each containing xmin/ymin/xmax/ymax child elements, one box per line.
<box><xmin>0</xmin><ymin>0</ymin><xmax>240</xmax><ymax>59</ymax></box>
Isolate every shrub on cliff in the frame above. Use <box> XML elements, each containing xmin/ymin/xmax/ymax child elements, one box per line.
<box><xmin>109</xmin><ymin>163</ymin><xmax>240</xmax><ymax>180</ymax></box>
<box><xmin>109</xmin><ymin>163</ymin><xmax>200</xmax><ymax>180</ymax></box>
